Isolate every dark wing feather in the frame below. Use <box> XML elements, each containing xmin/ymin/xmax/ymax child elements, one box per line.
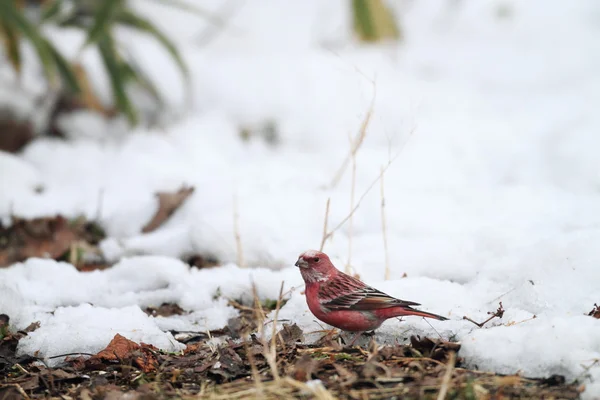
<box><xmin>318</xmin><ymin>272</ymin><xmax>420</xmax><ymax>311</ymax></box>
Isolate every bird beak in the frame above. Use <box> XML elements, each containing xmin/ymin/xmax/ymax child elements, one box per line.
<box><xmin>295</xmin><ymin>258</ymin><xmax>308</xmax><ymax>268</ymax></box>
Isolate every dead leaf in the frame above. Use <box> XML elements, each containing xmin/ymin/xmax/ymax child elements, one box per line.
<box><xmin>88</xmin><ymin>334</ymin><xmax>159</xmax><ymax>373</ymax></box>
<box><xmin>0</xmin><ymin>216</ymin><xmax>105</xmax><ymax>268</ymax></box>
<box><xmin>144</xmin><ymin>303</ymin><xmax>185</xmax><ymax>317</ymax></box>
<box><xmin>23</xmin><ymin>321</ymin><xmax>40</xmax><ymax>333</ymax></box>
<box><xmin>0</xmin><ymin>110</ymin><xmax>34</xmax><ymax>153</ymax></box>
<box><xmin>186</xmin><ymin>254</ymin><xmax>220</xmax><ymax>269</ymax></box>
<box><xmin>227</xmin><ymin>315</ymin><xmax>257</xmax><ymax>339</ymax></box>
<box><xmin>142</xmin><ymin>186</ymin><xmax>195</xmax><ymax>233</ymax></box>
<box><xmin>94</xmin><ymin>334</ymin><xmax>141</xmax><ymax>361</ymax></box>
<box><xmin>410</xmin><ymin>336</ymin><xmax>461</xmax><ymax>363</ymax></box>
<box><xmin>587</xmin><ymin>303</ymin><xmax>600</xmax><ymax>319</ymax></box>
<box><xmin>208</xmin><ymin>346</ymin><xmax>245</xmax><ymax>382</ymax></box>
<box><xmin>291</xmin><ymin>354</ymin><xmax>319</xmax><ymax>382</ymax></box>
<box><xmin>277</xmin><ymin>323</ymin><xmax>304</xmax><ymax>346</ymax></box>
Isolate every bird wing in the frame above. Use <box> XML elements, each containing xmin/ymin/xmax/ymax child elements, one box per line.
<box><xmin>318</xmin><ymin>272</ymin><xmax>420</xmax><ymax>311</ymax></box>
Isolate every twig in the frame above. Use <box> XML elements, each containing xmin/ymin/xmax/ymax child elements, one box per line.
<box><xmin>252</xmin><ymin>282</ymin><xmax>281</xmax><ymax>381</ymax></box>
<box><xmin>506</xmin><ymin>315</ymin><xmax>537</xmax><ymax>326</ymax></box>
<box><xmin>244</xmin><ymin>340</ymin><xmax>263</xmax><ymax>396</ymax></box>
<box><xmin>233</xmin><ymin>194</ymin><xmax>245</xmax><ymax>268</ymax></box>
<box><xmin>322</xmin><ymin>152</ymin><xmax>400</xmax><ymax>248</ymax></box>
<box><xmin>270</xmin><ymin>281</ymin><xmax>285</xmax><ymax>355</ymax></box>
<box><xmin>329</xmin><ymin>75</ymin><xmax>375</xmax><ymax>189</ymax></box>
<box><xmin>437</xmin><ymin>351</ymin><xmax>456</xmax><ymax>400</ymax></box>
<box><xmin>380</xmin><ymin>166</ymin><xmax>390</xmax><ymax>280</ymax></box>
<box><xmin>47</xmin><ymin>352</ymin><xmax>96</xmax><ymax>359</ymax></box>
<box><xmin>463</xmin><ymin>302</ymin><xmax>505</xmax><ymax>328</ymax></box>
<box><xmin>319</xmin><ymin>198</ymin><xmax>331</xmax><ymax>251</ymax></box>
<box><xmin>346</xmin><ymin>132</ymin><xmax>357</xmax><ymax>274</ymax></box>
<box><xmin>320</xmin><ymin>127</ymin><xmax>416</xmax><ymax>251</ymax></box>
<box><xmin>4</xmin><ymin>384</ymin><xmax>30</xmax><ymax>400</ymax></box>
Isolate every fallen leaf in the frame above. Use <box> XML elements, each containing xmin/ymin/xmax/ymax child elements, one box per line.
<box><xmin>88</xmin><ymin>334</ymin><xmax>159</xmax><ymax>373</ymax></box>
<box><xmin>291</xmin><ymin>354</ymin><xmax>319</xmax><ymax>382</ymax></box>
<box><xmin>94</xmin><ymin>334</ymin><xmax>141</xmax><ymax>361</ymax></box>
<box><xmin>277</xmin><ymin>323</ymin><xmax>304</xmax><ymax>346</ymax></box>
<box><xmin>144</xmin><ymin>303</ymin><xmax>185</xmax><ymax>317</ymax></box>
<box><xmin>208</xmin><ymin>346</ymin><xmax>245</xmax><ymax>382</ymax></box>
<box><xmin>0</xmin><ymin>216</ymin><xmax>105</xmax><ymax>268</ymax></box>
<box><xmin>142</xmin><ymin>186</ymin><xmax>195</xmax><ymax>233</ymax></box>
<box><xmin>186</xmin><ymin>254</ymin><xmax>220</xmax><ymax>269</ymax></box>
<box><xmin>410</xmin><ymin>335</ymin><xmax>461</xmax><ymax>363</ymax></box>
<box><xmin>0</xmin><ymin>110</ymin><xmax>34</xmax><ymax>153</ymax></box>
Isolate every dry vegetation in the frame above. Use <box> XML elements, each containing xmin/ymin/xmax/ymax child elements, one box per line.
<box><xmin>0</xmin><ymin>300</ymin><xmax>585</xmax><ymax>400</ymax></box>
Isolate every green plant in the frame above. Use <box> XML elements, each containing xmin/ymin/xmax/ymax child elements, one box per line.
<box><xmin>0</xmin><ymin>0</ymin><xmax>205</xmax><ymax>126</ymax></box>
<box><xmin>352</xmin><ymin>0</ymin><xmax>401</xmax><ymax>43</ymax></box>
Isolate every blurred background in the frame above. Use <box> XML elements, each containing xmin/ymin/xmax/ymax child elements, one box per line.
<box><xmin>0</xmin><ymin>0</ymin><xmax>599</xmax><ymax>277</ymax></box>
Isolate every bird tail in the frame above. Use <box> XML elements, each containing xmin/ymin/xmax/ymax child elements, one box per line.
<box><xmin>401</xmin><ymin>307</ymin><xmax>448</xmax><ymax>321</ymax></box>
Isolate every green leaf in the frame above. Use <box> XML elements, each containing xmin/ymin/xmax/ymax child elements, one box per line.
<box><xmin>97</xmin><ymin>33</ymin><xmax>137</xmax><ymax>125</ymax></box>
<box><xmin>84</xmin><ymin>0</ymin><xmax>122</xmax><ymax>47</ymax></box>
<box><xmin>43</xmin><ymin>38</ymin><xmax>81</xmax><ymax>93</ymax></box>
<box><xmin>120</xmin><ymin>58</ymin><xmax>163</xmax><ymax>106</ymax></box>
<box><xmin>41</xmin><ymin>0</ymin><xmax>63</xmax><ymax>23</ymax></box>
<box><xmin>115</xmin><ymin>9</ymin><xmax>189</xmax><ymax>79</ymax></box>
<box><xmin>0</xmin><ymin>1</ymin><xmax>57</xmax><ymax>83</ymax></box>
<box><xmin>0</xmin><ymin>22</ymin><xmax>22</xmax><ymax>75</ymax></box>
<box><xmin>352</xmin><ymin>0</ymin><xmax>400</xmax><ymax>43</ymax></box>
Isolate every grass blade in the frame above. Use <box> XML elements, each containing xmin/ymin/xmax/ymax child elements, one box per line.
<box><xmin>352</xmin><ymin>0</ymin><xmax>400</xmax><ymax>42</ymax></box>
<box><xmin>41</xmin><ymin>0</ymin><xmax>63</xmax><ymax>23</ymax></box>
<box><xmin>43</xmin><ymin>38</ymin><xmax>80</xmax><ymax>93</ymax></box>
<box><xmin>98</xmin><ymin>33</ymin><xmax>137</xmax><ymax>125</ymax></box>
<box><xmin>0</xmin><ymin>1</ymin><xmax>57</xmax><ymax>83</ymax></box>
<box><xmin>115</xmin><ymin>9</ymin><xmax>188</xmax><ymax>79</ymax></box>
<box><xmin>0</xmin><ymin>22</ymin><xmax>22</xmax><ymax>75</ymax></box>
<box><xmin>84</xmin><ymin>0</ymin><xmax>122</xmax><ymax>47</ymax></box>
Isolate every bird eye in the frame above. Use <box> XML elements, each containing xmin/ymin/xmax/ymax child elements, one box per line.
<box><xmin>313</xmin><ymin>257</ymin><xmax>320</xmax><ymax>262</ymax></box>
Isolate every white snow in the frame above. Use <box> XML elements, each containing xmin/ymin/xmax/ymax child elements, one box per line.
<box><xmin>1</xmin><ymin>0</ymin><xmax>599</xmax><ymax>397</ymax></box>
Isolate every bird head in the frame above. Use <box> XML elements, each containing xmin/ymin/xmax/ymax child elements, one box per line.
<box><xmin>295</xmin><ymin>250</ymin><xmax>336</xmax><ymax>282</ymax></box>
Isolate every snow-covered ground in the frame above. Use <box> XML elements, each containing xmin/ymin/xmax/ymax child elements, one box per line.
<box><xmin>1</xmin><ymin>0</ymin><xmax>600</xmax><ymax>397</ymax></box>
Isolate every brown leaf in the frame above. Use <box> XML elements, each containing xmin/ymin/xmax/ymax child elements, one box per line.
<box><xmin>186</xmin><ymin>254</ymin><xmax>220</xmax><ymax>269</ymax></box>
<box><xmin>0</xmin><ymin>111</ymin><xmax>34</xmax><ymax>153</ymax></box>
<box><xmin>144</xmin><ymin>303</ymin><xmax>185</xmax><ymax>317</ymax></box>
<box><xmin>18</xmin><ymin>374</ymin><xmax>40</xmax><ymax>391</ymax></box>
<box><xmin>410</xmin><ymin>335</ymin><xmax>461</xmax><ymax>363</ymax></box>
<box><xmin>208</xmin><ymin>346</ymin><xmax>246</xmax><ymax>381</ymax></box>
<box><xmin>0</xmin><ymin>216</ymin><xmax>105</xmax><ymax>268</ymax></box>
<box><xmin>89</xmin><ymin>334</ymin><xmax>159</xmax><ymax>373</ymax></box>
<box><xmin>291</xmin><ymin>354</ymin><xmax>319</xmax><ymax>382</ymax></box>
<box><xmin>227</xmin><ymin>315</ymin><xmax>257</xmax><ymax>339</ymax></box>
<box><xmin>142</xmin><ymin>186</ymin><xmax>195</xmax><ymax>233</ymax></box>
<box><xmin>587</xmin><ymin>303</ymin><xmax>600</xmax><ymax>319</ymax></box>
<box><xmin>277</xmin><ymin>323</ymin><xmax>304</xmax><ymax>346</ymax></box>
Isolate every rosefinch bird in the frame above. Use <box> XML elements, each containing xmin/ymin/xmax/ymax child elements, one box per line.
<box><xmin>295</xmin><ymin>250</ymin><xmax>447</xmax><ymax>334</ymax></box>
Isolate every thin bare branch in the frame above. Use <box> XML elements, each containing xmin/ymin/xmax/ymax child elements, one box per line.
<box><xmin>329</xmin><ymin>85</ymin><xmax>375</xmax><ymax>188</ymax></box>
<box><xmin>233</xmin><ymin>194</ymin><xmax>245</xmax><ymax>268</ymax></box>
<box><xmin>380</xmin><ymin>166</ymin><xmax>390</xmax><ymax>280</ymax></box>
<box><xmin>319</xmin><ymin>198</ymin><xmax>331</xmax><ymax>251</ymax></box>
<box><xmin>437</xmin><ymin>351</ymin><xmax>456</xmax><ymax>400</ymax></box>
<box><xmin>321</xmin><ymin>127</ymin><xmax>416</xmax><ymax>249</ymax></box>
<box><xmin>346</xmin><ymin>132</ymin><xmax>357</xmax><ymax>274</ymax></box>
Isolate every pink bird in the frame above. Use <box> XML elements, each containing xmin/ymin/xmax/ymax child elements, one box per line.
<box><xmin>295</xmin><ymin>250</ymin><xmax>447</xmax><ymax>334</ymax></box>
